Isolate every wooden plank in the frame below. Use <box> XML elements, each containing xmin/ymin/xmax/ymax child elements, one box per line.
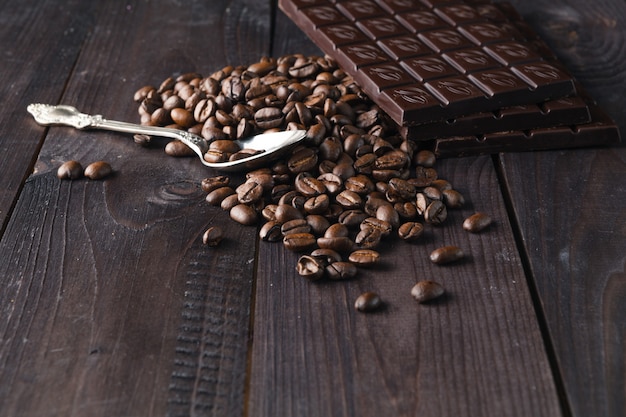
<box><xmin>0</xmin><ymin>0</ymin><xmax>271</xmax><ymax>415</ymax></box>
<box><xmin>0</xmin><ymin>0</ymin><xmax>99</xmax><ymax>231</ymax></box>
<box><xmin>500</xmin><ymin>2</ymin><xmax>626</xmax><ymax>416</ymax></box>
<box><xmin>248</xmin><ymin>153</ymin><xmax>564</xmax><ymax>416</ymax></box>
<box><xmin>499</xmin><ymin>148</ymin><xmax>626</xmax><ymax>417</ymax></box>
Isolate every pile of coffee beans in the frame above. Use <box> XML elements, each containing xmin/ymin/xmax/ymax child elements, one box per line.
<box><xmin>133</xmin><ymin>54</ymin><xmax>492</xmax><ymax>306</ymax></box>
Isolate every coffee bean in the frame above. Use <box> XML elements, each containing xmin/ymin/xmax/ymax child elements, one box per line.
<box><xmin>442</xmin><ymin>189</ymin><xmax>464</xmax><ymax>208</ymax></box>
<box><xmin>201</xmin><ymin>176</ymin><xmax>230</xmax><ymax>193</ymax></box>
<box><xmin>304</xmin><ymin>194</ymin><xmax>330</xmax><ymax>215</ymax></box>
<box><xmin>325</xmin><ymin>261</ymin><xmax>357</xmax><ymax>280</ymax></box>
<box><xmin>311</xmin><ymin>248</ymin><xmax>342</xmax><ymax>264</ymax></box>
<box><xmin>354</xmin><ymin>292</ymin><xmax>382</xmax><ymax>312</ymax></box>
<box><xmin>415</xmin><ymin>150</ymin><xmax>436</xmax><ymax>167</ymax></box>
<box><xmin>236</xmin><ymin>181</ymin><xmax>263</xmax><ymax>204</ymax></box>
<box><xmin>165</xmin><ymin>140</ymin><xmax>195</xmax><ymax>157</ymax></box>
<box><xmin>398</xmin><ymin>222</ymin><xmax>424</xmax><ymax>241</ymax></box>
<box><xmin>57</xmin><ymin>160</ymin><xmax>83</xmax><ymax>180</ymax></box>
<box><xmin>463</xmin><ymin>212</ymin><xmax>492</xmax><ymax>233</ymax></box>
<box><xmin>206</xmin><ymin>186</ymin><xmax>235</xmax><ymax>206</ymax></box>
<box><xmin>430</xmin><ymin>245</ymin><xmax>464</xmax><ymax>265</ymax></box>
<box><xmin>274</xmin><ymin>203</ymin><xmax>304</xmax><ymax>223</ymax></box>
<box><xmin>283</xmin><ymin>232</ymin><xmax>317</xmax><ymax>252</ymax></box>
<box><xmin>259</xmin><ymin>220</ymin><xmax>282</xmax><ymax>242</ymax></box>
<box><xmin>281</xmin><ymin>218</ymin><xmax>311</xmax><ymax>235</ymax></box>
<box><xmin>84</xmin><ymin>161</ymin><xmax>113</xmax><ymax>180</ymax></box>
<box><xmin>411</xmin><ymin>280</ymin><xmax>444</xmax><ymax>303</ymax></box>
<box><xmin>296</xmin><ymin>255</ymin><xmax>325</xmax><ymax>281</ymax></box>
<box><xmin>220</xmin><ymin>193</ymin><xmax>240</xmax><ymax>211</ymax></box>
<box><xmin>202</xmin><ymin>226</ymin><xmax>224</xmax><ymax>246</ymax></box>
<box><xmin>348</xmin><ymin>249</ymin><xmax>380</xmax><ymax>265</ymax></box>
<box><xmin>317</xmin><ymin>236</ymin><xmax>354</xmax><ymax>253</ymax></box>
<box><xmin>230</xmin><ymin>204</ymin><xmax>258</xmax><ymax>226</ymax></box>
<box><xmin>424</xmin><ymin>200</ymin><xmax>447</xmax><ymax>225</ymax></box>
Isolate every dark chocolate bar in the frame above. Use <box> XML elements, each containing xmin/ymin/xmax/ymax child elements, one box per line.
<box><xmin>399</xmin><ymin>95</ymin><xmax>591</xmax><ymax>140</ymax></box>
<box><xmin>279</xmin><ymin>0</ymin><xmax>578</xmax><ymax>126</ymax></box>
<box><xmin>429</xmin><ymin>101</ymin><xmax>621</xmax><ymax>157</ymax></box>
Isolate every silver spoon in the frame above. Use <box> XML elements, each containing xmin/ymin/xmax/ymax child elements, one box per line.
<box><xmin>27</xmin><ymin>103</ymin><xmax>307</xmax><ymax>172</ymax></box>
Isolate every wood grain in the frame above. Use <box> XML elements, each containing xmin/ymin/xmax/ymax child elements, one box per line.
<box><xmin>0</xmin><ymin>0</ymin><xmax>100</xmax><ymax>230</ymax></box>
<box><xmin>247</xmin><ymin>154</ymin><xmax>563</xmax><ymax>417</ymax></box>
<box><xmin>499</xmin><ymin>149</ymin><xmax>626</xmax><ymax>417</ymax></box>
<box><xmin>0</xmin><ymin>0</ymin><xmax>269</xmax><ymax>416</ymax></box>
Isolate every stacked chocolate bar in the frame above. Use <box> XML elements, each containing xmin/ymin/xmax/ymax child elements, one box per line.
<box><xmin>279</xmin><ymin>0</ymin><xmax>620</xmax><ymax>156</ymax></box>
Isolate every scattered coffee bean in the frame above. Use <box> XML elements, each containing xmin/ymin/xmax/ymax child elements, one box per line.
<box><xmin>57</xmin><ymin>160</ymin><xmax>83</xmax><ymax>180</ymax></box>
<box><xmin>202</xmin><ymin>226</ymin><xmax>224</xmax><ymax>247</ymax></box>
<box><xmin>325</xmin><ymin>261</ymin><xmax>357</xmax><ymax>280</ymax></box>
<box><xmin>165</xmin><ymin>140</ymin><xmax>195</xmax><ymax>157</ymax></box>
<box><xmin>354</xmin><ymin>292</ymin><xmax>383</xmax><ymax>312</ymax></box>
<box><xmin>463</xmin><ymin>212</ymin><xmax>493</xmax><ymax>233</ymax></box>
<box><xmin>229</xmin><ymin>203</ymin><xmax>258</xmax><ymax>226</ymax></box>
<box><xmin>296</xmin><ymin>255</ymin><xmax>326</xmax><ymax>281</ymax></box>
<box><xmin>430</xmin><ymin>245</ymin><xmax>465</xmax><ymax>265</ymax></box>
<box><xmin>348</xmin><ymin>249</ymin><xmax>380</xmax><ymax>265</ymax></box>
<box><xmin>84</xmin><ymin>161</ymin><xmax>113</xmax><ymax>180</ymax></box>
<box><xmin>411</xmin><ymin>280</ymin><xmax>445</xmax><ymax>303</ymax></box>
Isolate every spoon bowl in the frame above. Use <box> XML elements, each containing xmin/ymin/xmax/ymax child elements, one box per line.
<box><xmin>27</xmin><ymin>103</ymin><xmax>307</xmax><ymax>172</ymax></box>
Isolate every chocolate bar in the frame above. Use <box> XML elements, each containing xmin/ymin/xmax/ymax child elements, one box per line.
<box><xmin>399</xmin><ymin>95</ymin><xmax>591</xmax><ymax>140</ymax></box>
<box><xmin>279</xmin><ymin>0</ymin><xmax>578</xmax><ymax>126</ymax></box>
<box><xmin>429</xmin><ymin>101</ymin><xmax>621</xmax><ymax>157</ymax></box>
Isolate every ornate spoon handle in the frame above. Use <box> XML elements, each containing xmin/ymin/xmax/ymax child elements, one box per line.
<box><xmin>27</xmin><ymin>103</ymin><xmax>208</xmax><ymax>153</ymax></box>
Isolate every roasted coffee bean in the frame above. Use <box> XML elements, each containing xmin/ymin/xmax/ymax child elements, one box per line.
<box><xmin>84</xmin><ymin>161</ymin><xmax>113</xmax><ymax>180</ymax></box>
<box><xmin>165</xmin><ymin>140</ymin><xmax>195</xmax><ymax>157</ymax></box>
<box><xmin>463</xmin><ymin>212</ymin><xmax>492</xmax><ymax>233</ymax></box>
<box><xmin>261</xmin><ymin>204</ymin><xmax>278</xmax><ymax>222</ymax></box>
<box><xmin>259</xmin><ymin>220</ymin><xmax>282</xmax><ymax>242</ymax></box>
<box><xmin>361</xmin><ymin>217</ymin><xmax>392</xmax><ymax>236</ymax></box>
<box><xmin>324</xmin><ymin>223</ymin><xmax>349</xmax><ymax>238</ymax></box>
<box><xmin>281</xmin><ymin>218</ymin><xmax>311</xmax><ymax>235</ymax></box>
<box><xmin>304</xmin><ymin>194</ymin><xmax>330</xmax><ymax>214</ymax></box>
<box><xmin>424</xmin><ymin>200</ymin><xmax>447</xmax><ymax>225</ymax></box>
<box><xmin>423</xmin><ymin>186</ymin><xmax>442</xmax><ymax>201</ymax></box>
<box><xmin>236</xmin><ymin>181</ymin><xmax>264</xmax><ymax>204</ymax></box>
<box><xmin>294</xmin><ymin>173</ymin><xmax>326</xmax><ymax>196</ymax></box>
<box><xmin>255</xmin><ymin>106</ymin><xmax>284</xmax><ymax>129</ymax></box>
<box><xmin>395</xmin><ymin>202</ymin><xmax>418</xmax><ymax>219</ymax></box>
<box><xmin>355</xmin><ymin>227</ymin><xmax>382</xmax><ymax>249</ymax></box>
<box><xmin>220</xmin><ymin>193</ymin><xmax>240</xmax><ymax>211</ymax></box>
<box><xmin>338</xmin><ymin>209</ymin><xmax>369</xmax><ymax>228</ymax></box>
<box><xmin>431</xmin><ymin>179</ymin><xmax>452</xmax><ymax>191</ymax></box>
<box><xmin>170</xmin><ymin>107</ymin><xmax>194</xmax><ymax>128</ymax></box>
<box><xmin>388</xmin><ymin>178</ymin><xmax>416</xmax><ymax>200</ymax></box>
<box><xmin>335</xmin><ymin>190</ymin><xmax>362</xmax><ymax>209</ymax></box>
<box><xmin>202</xmin><ymin>226</ymin><xmax>224</xmax><ymax>247</ymax></box>
<box><xmin>133</xmin><ymin>133</ymin><xmax>152</xmax><ymax>146</ymax></box>
<box><xmin>415</xmin><ymin>193</ymin><xmax>430</xmax><ymax>216</ymax></box>
<box><xmin>57</xmin><ymin>160</ymin><xmax>83</xmax><ymax>180</ymax></box>
<box><xmin>332</xmin><ymin>162</ymin><xmax>356</xmax><ymax>181</ymax></box>
<box><xmin>311</xmin><ymin>248</ymin><xmax>342</xmax><ymax>264</ymax></box>
<box><xmin>398</xmin><ymin>222</ymin><xmax>424</xmax><ymax>241</ymax></box>
<box><xmin>325</xmin><ymin>261</ymin><xmax>357</xmax><ymax>280</ymax></box>
<box><xmin>344</xmin><ymin>174</ymin><xmax>375</xmax><ymax>195</ymax></box>
<box><xmin>283</xmin><ymin>232</ymin><xmax>317</xmax><ymax>252</ymax></box>
<box><xmin>348</xmin><ymin>249</ymin><xmax>380</xmax><ymax>266</ymax></box>
<box><xmin>442</xmin><ymin>189</ymin><xmax>464</xmax><ymax>208</ymax></box>
<box><xmin>415</xmin><ymin>150</ymin><xmax>436</xmax><ymax>167</ymax></box>
<box><xmin>230</xmin><ymin>204</ymin><xmax>258</xmax><ymax>226</ymax></box>
<box><xmin>205</xmin><ymin>186</ymin><xmax>236</xmax><ymax>206</ymax></box>
<box><xmin>354</xmin><ymin>292</ymin><xmax>383</xmax><ymax>312</ymax></box>
<box><xmin>375</xmin><ymin>150</ymin><xmax>409</xmax><ymax>170</ymax></box>
<box><xmin>413</xmin><ymin>166</ymin><xmax>438</xmax><ymax>187</ymax></box>
<box><xmin>317</xmin><ymin>236</ymin><xmax>354</xmax><ymax>253</ymax></box>
<box><xmin>364</xmin><ymin>196</ymin><xmax>392</xmax><ymax>217</ymax></box>
<box><xmin>430</xmin><ymin>245</ymin><xmax>464</xmax><ymax>265</ymax></box>
<box><xmin>296</xmin><ymin>255</ymin><xmax>325</xmax><ymax>281</ymax></box>
<box><xmin>287</xmin><ymin>147</ymin><xmax>318</xmax><ymax>173</ymax></box>
<box><xmin>306</xmin><ymin>214</ymin><xmax>330</xmax><ymax>236</ymax></box>
<box><xmin>274</xmin><ymin>203</ymin><xmax>304</xmax><ymax>223</ymax></box>
<box><xmin>317</xmin><ymin>173</ymin><xmax>343</xmax><ymax>195</ymax></box>
<box><xmin>411</xmin><ymin>280</ymin><xmax>445</xmax><ymax>303</ymax></box>
<box><xmin>376</xmin><ymin>205</ymin><xmax>400</xmax><ymax>229</ymax></box>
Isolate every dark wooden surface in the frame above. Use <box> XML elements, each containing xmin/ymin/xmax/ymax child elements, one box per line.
<box><xmin>0</xmin><ymin>1</ymin><xmax>624</xmax><ymax>416</ymax></box>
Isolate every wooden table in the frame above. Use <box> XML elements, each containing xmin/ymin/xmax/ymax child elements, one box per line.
<box><xmin>1</xmin><ymin>1</ymin><xmax>624</xmax><ymax>416</ymax></box>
